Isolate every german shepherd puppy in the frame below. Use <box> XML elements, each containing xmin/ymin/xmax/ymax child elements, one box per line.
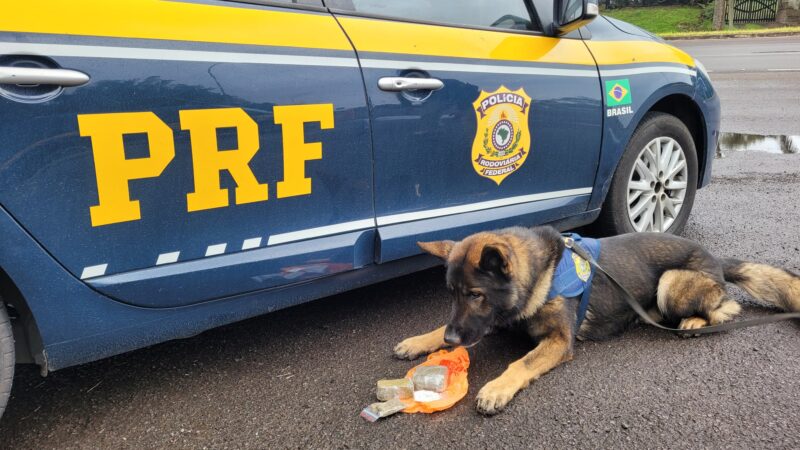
<box><xmin>394</xmin><ymin>226</ymin><xmax>800</xmax><ymax>415</ymax></box>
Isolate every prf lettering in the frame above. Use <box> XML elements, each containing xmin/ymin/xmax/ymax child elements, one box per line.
<box><xmin>77</xmin><ymin>105</ymin><xmax>334</xmax><ymax>227</ymax></box>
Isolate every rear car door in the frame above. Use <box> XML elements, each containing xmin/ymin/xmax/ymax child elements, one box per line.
<box><xmin>330</xmin><ymin>0</ymin><xmax>603</xmax><ymax>262</ymax></box>
<box><xmin>0</xmin><ymin>0</ymin><xmax>375</xmax><ymax>307</ymax></box>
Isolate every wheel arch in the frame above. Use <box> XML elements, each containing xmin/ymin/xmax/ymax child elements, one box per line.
<box><xmin>647</xmin><ymin>94</ymin><xmax>708</xmax><ymax>188</ymax></box>
<box><xmin>590</xmin><ymin>90</ymin><xmax>710</xmax><ymax>212</ymax></box>
<box><xmin>0</xmin><ymin>267</ymin><xmax>46</xmax><ymax>370</ymax></box>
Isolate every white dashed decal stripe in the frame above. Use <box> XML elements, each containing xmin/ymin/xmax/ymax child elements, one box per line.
<box><xmin>80</xmin><ymin>189</ymin><xmax>594</xmax><ymax>277</ymax></box>
<box><xmin>267</xmin><ymin>218</ymin><xmax>375</xmax><ymax>246</ymax></box>
<box><xmin>156</xmin><ymin>251</ymin><xmax>180</xmax><ymax>265</ymax></box>
<box><xmin>80</xmin><ymin>264</ymin><xmax>108</xmax><ymax>280</ymax></box>
<box><xmin>242</xmin><ymin>237</ymin><xmax>262</xmax><ymax>250</ymax></box>
<box><xmin>205</xmin><ymin>243</ymin><xmax>227</xmax><ymax>256</ymax></box>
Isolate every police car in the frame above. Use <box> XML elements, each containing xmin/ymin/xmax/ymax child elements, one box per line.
<box><xmin>0</xmin><ymin>0</ymin><xmax>718</xmax><ymax>418</ymax></box>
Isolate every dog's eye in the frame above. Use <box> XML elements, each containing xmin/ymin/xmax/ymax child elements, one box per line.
<box><xmin>470</xmin><ymin>292</ymin><xmax>483</xmax><ymax>301</ymax></box>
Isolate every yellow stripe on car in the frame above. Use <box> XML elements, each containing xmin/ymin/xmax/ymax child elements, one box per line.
<box><xmin>337</xmin><ymin>16</ymin><xmax>597</xmax><ymax>66</ymax></box>
<box><xmin>0</xmin><ymin>0</ymin><xmax>353</xmax><ymax>51</ymax></box>
<box><xmin>585</xmin><ymin>40</ymin><xmax>695</xmax><ymax>67</ymax></box>
<box><xmin>0</xmin><ymin>0</ymin><xmax>693</xmax><ymax>69</ymax></box>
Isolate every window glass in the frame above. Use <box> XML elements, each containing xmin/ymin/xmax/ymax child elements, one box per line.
<box><xmin>561</xmin><ymin>0</ymin><xmax>584</xmax><ymax>23</ymax></box>
<box><xmin>256</xmin><ymin>0</ymin><xmax>324</xmax><ymax>6</ymax></box>
<box><xmin>329</xmin><ymin>0</ymin><xmax>538</xmax><ymax>32</ymax></box>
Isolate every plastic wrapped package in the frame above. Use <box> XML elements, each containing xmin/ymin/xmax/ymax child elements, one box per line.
<box><xmin>412</xmin><ymin>365</ymin><xmax>448</xmax><ymax>392</ymax></box>
<box><xmin>360</xmin><ymin>398</ymin><xmax>407</xmax><ymax>422</ymax></box>
<box><xmin>376</xmin><ymin>378</ymin><xmax>414</xmax><ymax>401</ymax></box>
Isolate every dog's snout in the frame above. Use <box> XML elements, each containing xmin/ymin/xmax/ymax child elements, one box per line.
<box><xmin>444</xmin><ymin>326</ymin><xmax>461</xmax><ymax>345</ymax></box>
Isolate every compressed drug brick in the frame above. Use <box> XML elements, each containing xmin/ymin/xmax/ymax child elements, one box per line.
<box><xmin>412</xmin><ymin>365</ymin><xmax>448</xmax><ymax>393</ymax></box>
<box><xmin>376</xmin><ymin>378</ymin><xmax>414</xmax><ymax>401</ymax></box>
<box><xmin>360</xmin><ymin>398</ymin><xmax>407</xmax><ymax>422</ymax></box>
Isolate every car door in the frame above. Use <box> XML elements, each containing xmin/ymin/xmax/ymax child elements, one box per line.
<box><xmin>330</xmin><ymin>0</ymin><xmax>603</xmax><ymax>262</ymax></box>
<box><xmin>0</xmin><ymin>0</ymin><xmax>375</xmax><ymax>307</ymax></box>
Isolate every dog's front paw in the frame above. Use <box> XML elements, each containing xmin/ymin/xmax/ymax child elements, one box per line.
<box><xmin>476</xmin><ymin>379</ymin><xmax>519</xmax><ymax>415</ymax></box>
<box><xmin>393</xmin><ymin>336</ymin><xmax>432</xmax><ymax>360</ymax></box>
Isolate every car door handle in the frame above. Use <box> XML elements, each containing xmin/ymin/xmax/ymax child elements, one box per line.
<box><xmin>0</xmin><ymin>66</ymin><xmax>90</xmax><ymax>87</ymax></box>
<box><xmin>378</xmin><ymin>77</ymin><xmax>443</xmax><ymax>92</ymax></box>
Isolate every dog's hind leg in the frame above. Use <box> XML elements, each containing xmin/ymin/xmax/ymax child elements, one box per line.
<box><xmin>657</xmin><ymin>270</ymin><xmax>741</xmax><ymax>337</ymax></box>
<box><xmin>646</xmin><ymin>307</ymin><xmax>664</xmax><ymax>324</ymax></box>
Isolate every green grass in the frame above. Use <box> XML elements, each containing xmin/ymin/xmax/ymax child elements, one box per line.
<box><xmin>602</xmin><ymin>5</ymin><xmax>793</xmax><ymax>37</ymax></box>
<box><xmin>603</xmin><ymin>6</ymin><xmax>712</xmax><ymax>34</ymax></box>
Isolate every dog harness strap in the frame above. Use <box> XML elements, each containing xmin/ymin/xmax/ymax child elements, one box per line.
<box><xmin>549</xmin><ymin>233</ymin><xmax>601</xmax><ymax>329</ymax></box>
<box><xmin>576</xmin><ymin>273</ymin><xmax>593</xmax><ymax>330</ymax></box>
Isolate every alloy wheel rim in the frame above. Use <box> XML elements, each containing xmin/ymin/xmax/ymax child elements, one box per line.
<box><xmin>626</xmin><ymin>136</ymin><xmax>688</xmax><ymax>232</ymax></box>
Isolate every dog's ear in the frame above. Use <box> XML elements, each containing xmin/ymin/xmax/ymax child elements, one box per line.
<box><xmin>418</xmin><ymin>240</ymin><xmax>455</xmax><ymax>260</ymax></box>
<box><xmin>479</xmin><ymin>244</ymin><xmax>512</xmax><ymax>278</ymax></box>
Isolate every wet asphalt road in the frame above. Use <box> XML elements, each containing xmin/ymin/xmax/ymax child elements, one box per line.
<box><xmin>674</xmin><ymin>36</ymin><xmax>800</xmax><ymax>135</ymax></box>
<box><xmin>2</xmin><ymin>149</ymin><xmax>799</xmax><ymax>449</ymax></box>
<box><xmin>2</xmin><ymin>39</ymin><xmax>800</xmax><ymax>449</ymax></box>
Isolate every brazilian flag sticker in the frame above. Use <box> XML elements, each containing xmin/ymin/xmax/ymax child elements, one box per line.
<box><xmin>605</xmin><ymin>79</ymin><xmax>632</xmax><ymax>107</ymax></box>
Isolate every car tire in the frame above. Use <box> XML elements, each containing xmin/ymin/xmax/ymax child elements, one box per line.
<box><xmin>0</xmin><ymin>301</ymin><xmax>13</xmax><ymax>421</ymax></box>
<box><xmin>594</xmin><ymin>112</ymin><xmax>698</xmax><ymax>236</ymax></box>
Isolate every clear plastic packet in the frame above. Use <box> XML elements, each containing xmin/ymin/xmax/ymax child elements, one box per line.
<box><xmin>412</xmin><ymin>365</ymin><xmax>448</xmax><ymax>392</ymax></box>
<box><xmin>376</xmin><ymin>378</ymin><xmax>414</xmax><ymax>401</ymax></box>
<box><xmin>360</xmin><ymin>398</ymin><xmax>408</xmax><ymax>422</ymax></box>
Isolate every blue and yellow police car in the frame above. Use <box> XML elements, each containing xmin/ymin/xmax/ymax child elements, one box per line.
<box><xmin>0</xmin><ymin>0</ymin><xmax>719</xmax><ymax>418</ymax></box>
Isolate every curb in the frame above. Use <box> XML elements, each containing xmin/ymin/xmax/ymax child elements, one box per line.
<box><xmin>663</xmin><ymin>30</ymin><xmax>800</xmax><ymax>40</ymax></box>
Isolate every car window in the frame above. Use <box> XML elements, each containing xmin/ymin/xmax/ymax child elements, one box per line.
<box><xmin>239</xmin><ymin>0</ymin><xmax>324</xmax><ymax>6</ymax></box>
<box><xmin>328</xmin><ymin>0</ymin><xmax>539</xmax><ymax>32</ymax></box>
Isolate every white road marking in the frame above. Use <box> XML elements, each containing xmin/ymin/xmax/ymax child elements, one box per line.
<box><xmin>80</xmin><ymin>264</ymin><xmax>108</xmax><ymax>280</ymax></box>
<box><xmin>205</xmin><ymin>243</ymin><xmax>227</xmax><ymax>256</ymax></box>
<box><xmin>155</xmin><ymin>251</ymin><xmax>181</xmax><ymax>265</ymax></box>
<box><xmin>241</xmin><ymin>237</ymin><xmax>263</xmax><ymax>250</ymax></box>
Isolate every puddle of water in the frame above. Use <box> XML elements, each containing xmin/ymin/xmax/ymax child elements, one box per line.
<box><xmin>717</xmin><ymin>132</ymin><xmax>800</xmax><ymax>158</ymax></box>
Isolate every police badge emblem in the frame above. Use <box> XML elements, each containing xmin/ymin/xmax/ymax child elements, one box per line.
<box><xmin>471</xmin><ymin>86</ymin><xmax>532</xmax><ymax>185</ymax></box>
<box><xmin>572</xmin><ymin>252</ymin><xmax>592</xmax><ymax>282</ymax></box>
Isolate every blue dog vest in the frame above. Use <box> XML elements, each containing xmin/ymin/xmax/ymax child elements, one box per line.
<box><xmin>547</xmin><ymin>233</ymin><xmax>601</xmax><ymax>329</ymax></box>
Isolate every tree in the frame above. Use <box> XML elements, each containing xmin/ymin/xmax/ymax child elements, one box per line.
<box><xmin>713</xmin><ymin>0</ymin><xmax>726</xmax><ymax>30</ymax></box>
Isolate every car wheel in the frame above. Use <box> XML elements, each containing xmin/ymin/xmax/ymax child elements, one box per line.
<box><xmin>0</xmin><ymin>301</ymin><xmax>13</xmax><ymax>421</ymax></box>
<box><xmin>595</xmin><ymin>112</ymin><xmax>698</xmax><ymax>236</ymax></box>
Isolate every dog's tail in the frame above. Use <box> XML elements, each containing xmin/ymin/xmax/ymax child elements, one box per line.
<box><xmin>722</xmin><ymin>258</ymin><xmax>800</xmax><ymax>312</ymax></box>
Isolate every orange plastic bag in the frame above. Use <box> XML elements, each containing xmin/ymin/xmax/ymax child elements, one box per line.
<box><xmin>402</xmin><ymin>347</ymin><xmax>470</xmax><ymax>414</ymax></box>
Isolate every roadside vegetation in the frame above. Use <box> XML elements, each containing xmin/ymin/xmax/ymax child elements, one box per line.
<box><xmin>601</xmin><ymin>4</ymin><xmax>800</xmax><ymax>37</ymax></box>
<box><xmin>603</xmin><ymin>5</ymin><xmax>717</xmax><ymax>34</ymax></box>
